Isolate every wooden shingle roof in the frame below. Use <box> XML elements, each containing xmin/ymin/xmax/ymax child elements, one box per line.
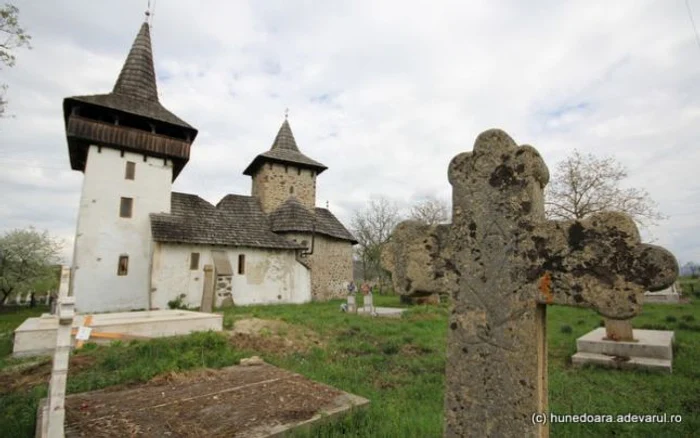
<box><xmin>64</xmin><ymin>22</ymin><xmax>195</xmax><ymax>130</ymax></box>
<box><xmin>151</xmin><ymin>193</ymin><xmax>357</xmax><ymax>247</ymax></box>
<box><xmin>269</xmin><ymin>197</ymin><xmax>358</xmax><ymax>243</ymax></box>
<box><xmin>243</xmin><ymin>119</ymin><xmax>327</xmax><ymax>176</ymax></box>
<box><xmin>151</xmin><ymin>193</ymin><xmax>304</xmax><ymax>249</ymax></box>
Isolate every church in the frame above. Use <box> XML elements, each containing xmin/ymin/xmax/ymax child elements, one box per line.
<box><xmin>62</xmin><ymin>19</ymin><xmax>357</xmax><ymax>313</ymax></box>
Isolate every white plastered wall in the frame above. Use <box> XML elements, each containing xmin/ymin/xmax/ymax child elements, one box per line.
<box><xmin>71</xmin><ymin>145</ymin><xmax>172</xmax><ymax>313</ymax></box>
<box><xmin>150</xmin><ymin>243</ymin><xmax>311</xmax><ymax>309</ymax></box>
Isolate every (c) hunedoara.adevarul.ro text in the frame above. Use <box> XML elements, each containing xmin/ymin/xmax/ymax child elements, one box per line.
<box><xmin>531</xmin><ymin>413</ymin><xmax>682</xmax><ymax>425</ymax></box>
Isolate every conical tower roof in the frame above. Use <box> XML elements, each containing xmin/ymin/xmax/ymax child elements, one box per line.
<box><xmin>270</xmin><ymin>119</ymin><xmax>300</xmax><ymax>152</ymax></box>
<box><xmin>112</xmin><ymin>21</ymin><xmax>159</xmax><ymax>101</ymax></box>
<box><xmin>243</xmin><ymin>118</ymin><xmax>327</xmax><ymax>176</ymax></box>
<box><xmin>62</xmin><ymin>18</ymin><xmax>197</xmax><ymax>180</ymax></box>
<box><xmin>63</xmin><ymin>21</ymin><xmax>194</xmax><ymax>130</ymax></box>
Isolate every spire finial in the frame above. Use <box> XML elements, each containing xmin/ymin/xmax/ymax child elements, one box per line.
<box><xmin>285</xmin><ymin>108</ymin><xmax>289</xmax><ymax>119</ymax></box>
<box><xmin>145</xmin><ymin>0</ymin><xmax>156</xmax><ymax>25</ymax></box>
<box><xmin>326</xmin><ymin>200</ymin><xmax>329</xmax><ymax>209</ymax></box>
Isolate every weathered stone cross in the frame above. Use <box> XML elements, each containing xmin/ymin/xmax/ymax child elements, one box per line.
<box><xmin>382</xmin><ymin>129</ymin><xmax>678</xmax><ymax>438</ymax></box>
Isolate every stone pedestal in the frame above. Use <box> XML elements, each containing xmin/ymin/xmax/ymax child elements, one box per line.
<box><xmin>347</xmin><ymin>295</ymin><xmax>357</xmax><ymax>313</ymax></box>
<box><xmin>572</xmin><ymin>328</ymin><xmax>674</xmax><ymax>373</ymax></box>
<box><xmin>644</xmin><ymin>284</ymin><xmax>681</xmax><ymax>304</ymax></box>
<box><xmin>363</xmin><ymin>294</ymin><xmax>374</xmax><ymax>313</ymax></box>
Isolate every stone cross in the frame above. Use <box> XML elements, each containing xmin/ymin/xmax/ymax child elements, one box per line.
<box><xmin>47</xmin><ymin>265</ymin><xmax>75</xmax><ymax>438</ymax></box>
<box><xmin>382</xmin><ymin>129</ymin><xmax>678</xmax><ymax>438</ymax></box>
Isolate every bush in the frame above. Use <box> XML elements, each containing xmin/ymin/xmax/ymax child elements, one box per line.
<box><xmin>560</xmin><ymin>325</ymin><xmax>573</xmax><ymax>334</ymax></box>
<box><xmin>167</xmin><ymin>294</ymin><xmax>189</xmax><ymax>310</ymax></box>
<box><xmin>678</xmin><ymin>322</ymin><xmax>700</xmax><ymax>332</ymax></box>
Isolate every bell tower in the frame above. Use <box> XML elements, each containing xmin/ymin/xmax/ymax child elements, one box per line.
<box><xmin>63</xmin><ymin>18</ymin><xmax>198</xmax><ymax>312</ymax></box>
<box><xmin>244</xmin><ymin>117</ymin><xmax>327</xmax><ymax>214</ymax></box>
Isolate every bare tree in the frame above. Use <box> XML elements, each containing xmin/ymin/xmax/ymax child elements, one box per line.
<box><xmin>1</xmin><ymin>3</ymin><xmax>32</xmax><ymax>117</ymax></box>
<box><xmin>0</xmin><ymin>227</ymin><xmax>63</xmax><ymax>305</ymax></box>
<box><xmin>409</xmin><ymin>196</ymin><xmax>450</xmax><ymax>225</ymax></box>
<box><xmin>351</xmin><ymin>197</ymin><xmax>401</xmax><ymax>291</ymax></box>
<box><xmin>545</xmin><ymin>150</ymin><xmax>665</xmax><ymax>229</ymax></box>
<box><xmin>683</xmin><ymin>261</ymin><xmax>699</xmax><ymax>279</ymax></box>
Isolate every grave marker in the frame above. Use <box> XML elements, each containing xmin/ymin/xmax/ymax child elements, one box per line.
<box><xmin>46</xmin><ymin>266</ymin><xmax>74</xmax><ymax>438</ymax></box>
<box><xmin>383</xmin><ymin>129</ymin><xmax>678</xmax><ymax>437</ymax></box>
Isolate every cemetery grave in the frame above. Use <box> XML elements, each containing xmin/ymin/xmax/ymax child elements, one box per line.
<box><xmin>38</xmin><ymin>363</ymin><xmax>368</xmax><ymax>438</ymax></box>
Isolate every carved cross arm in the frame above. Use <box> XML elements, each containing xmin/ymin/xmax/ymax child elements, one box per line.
<box><xmin>526</xmin><ymin>211</ymin><xmax>678</xmax><ymax>319</ymax></box>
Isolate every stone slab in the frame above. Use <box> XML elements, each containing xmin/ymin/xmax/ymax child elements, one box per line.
<box><xmin>576</xmin><ymin>328</ymin><xmax>674</xmax><ymax>360</ymax></box>
<box><xmin>13</xmin><ymin>310</ymin><xmax>223</xmax><ymax>357</ymax></box>
<box><xmin>643</xmin><ymin>292</ymin><xmax>681</xmax><ymax>304</ymax></box>
<box><xmin>35</xmin><ymin>363</ymin><xmax>370</xmax><ymax>438</ymax></box>
<box><xmin>572</xmin><ymin>352</ymin><xmax>672</xmax><ymax>373</ymax></box>
<box><xmin>355</xmin><ymin>306</ymin><xmax>407</xmax><ymax>318</ymax></box>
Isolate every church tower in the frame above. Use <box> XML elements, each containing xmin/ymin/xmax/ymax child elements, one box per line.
<box><xmin>63</xmin><ymin>19</ymin><xmax>198</xmax><ymax>312</ymax></box>
<box><xmin>243</xmin><ymin>118</ymin><xmax>327</xmax><ymax>213</ymax></box>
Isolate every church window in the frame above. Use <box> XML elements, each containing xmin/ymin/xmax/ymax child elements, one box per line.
<box><xmin>120</xmin><ymin>197</ymin><xmax>133</xmax><ymax>218</ymax></box>
<box><xmin>285</xmin><ymin>165</ymin><xmax>288</xmax><ymax>173</ymax></box>
<box><xmin>190</xmin><ymin>253</ymin><xmax>200</xmax><ymax>270</ymax></box>
<box><xmin>290</xmin><ymin>186</ymin><xmax>294</xmax><ymax>194</ymax></box>
<box><xmin>125</xmin><ymin>161</ymin><xmax>135</xmax><ymax>180</ymax></box>
<box><xmin>117</xmin><ymin>255</ymin><xmax>129</xmax><ymax>276</ymax></box>
<box><xmin>238</xmin><ymin>254</ymin><xmax>245</xmax><ymax>275</ymax></box>
<box><xmin>297</xmin><ymin>168</ymin><xmax>301</xmax><ymax>175</ymax></box>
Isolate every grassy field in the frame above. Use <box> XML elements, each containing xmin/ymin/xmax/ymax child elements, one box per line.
<box><xmin>1</xmin><ymin>281</ymin><xmax>699</xmax><ymax>437</ymax></box>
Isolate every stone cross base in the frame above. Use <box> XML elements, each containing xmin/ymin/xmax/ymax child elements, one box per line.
<box><xmin>573</xmin><ymin>328</ymin><xmax>674</xmax><ymax>373</ymax></box>
<box><xmin>363</xmin><ymin>294</ymin><xmax>374</xmax><ymax>313</ymax></box>
<box><xmin>604</xmin><ymin>319</ymin><xmax>636</xmax><ymax>342</ymax></box>
<box><xmin>347</xmin><ymin>295</ymin><xmax>357</xmax><ymax>313</ymax></box>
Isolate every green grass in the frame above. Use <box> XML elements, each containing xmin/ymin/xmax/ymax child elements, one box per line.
<box><xmin>0</xmin><ymin>306</ymin><xmax>47</xmax><ymax>364</ymax></box>
<box><xmin>1</xmin><ymin>289</ymin><xmax>700</xmax><ymax>437</ymax></box>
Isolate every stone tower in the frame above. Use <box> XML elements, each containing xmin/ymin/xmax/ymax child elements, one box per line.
<box><xmin>62</xmin><ymin>19</ymin><xmax>198</xmax><ymax>313</ymax></box>
<box><xmin>243</xmin><ymin>118</ymin><xmax>327</xmax><ymax>213</ymax></box>
<box><xmin>245</xmin><ymin>118</ymin><xmax>356</xmax><ymax>301</ymax></box>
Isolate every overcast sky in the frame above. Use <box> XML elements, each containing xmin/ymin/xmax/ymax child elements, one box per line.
<box><xmin>2</xmin><ymin>0</ymin><xmax>699</xmax><ymax>266</ymax></box>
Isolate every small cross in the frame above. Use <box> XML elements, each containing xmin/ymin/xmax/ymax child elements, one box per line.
<box><xmin>284</xmin><ymin>108</ymin><xmax>289</xmax><ymax>119</ymax></box>
<box><xmin>382</xmin><ymin>129</ymin><xmax>678</xmax><ymax>438</ymax></box>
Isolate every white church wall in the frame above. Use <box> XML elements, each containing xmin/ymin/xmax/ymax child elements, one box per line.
<box><xmin>150</xmin><ymin>243</ymin><xmax>311</xmax><ymax>309</ymax></box>
<box><xmin>71</xmin><ymin>145</ymin><xmax>172</xmax><ymax>313</ymax></box>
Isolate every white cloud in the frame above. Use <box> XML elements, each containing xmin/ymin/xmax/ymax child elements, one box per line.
<box><xmin>2</xmin><ymin>0</ymin><xmax>699</xmax><ymax>266</ymax></box>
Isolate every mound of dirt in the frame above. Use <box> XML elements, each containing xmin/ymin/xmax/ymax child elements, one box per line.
<box><xmin>228</xmin><ymin>318</ymin><xmax>322</xmax><ymax>355</ymax></box>
<box><xmin>0</xmin><ymin>354</ymin><xmax>96</xmax><ymax>394</ymax></box>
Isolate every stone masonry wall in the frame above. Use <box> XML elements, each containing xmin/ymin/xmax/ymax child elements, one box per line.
<box><xmin>215</xmin><ymin>275</ymin><xmax>233</xmax><ymax>307</ymax></box>
<box><xmin>252</xmin><ymin>162</ymin><xmax>316</xmax><ymax>213</ymax></box>
<box><xmin>284</xmin><ymin>233</ymin><xmax>353</xmax><ymax>301</ymax></box>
